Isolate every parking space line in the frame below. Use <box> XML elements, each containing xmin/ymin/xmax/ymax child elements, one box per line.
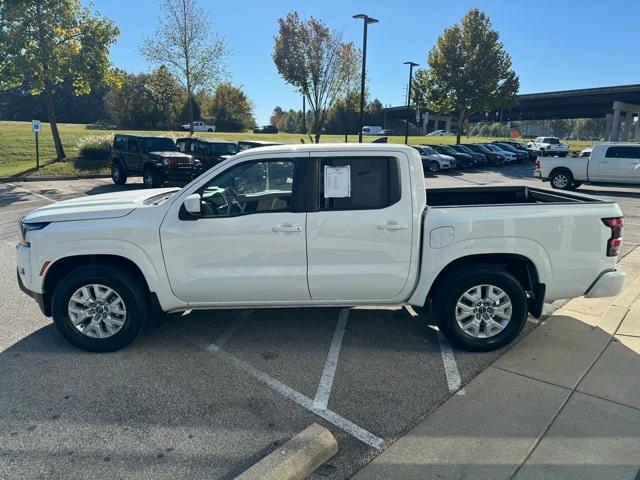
<box><xmin>207</xmin><ymin>309</ymin><xmax>253</xmax><ymax>352</ymax></box>
<box><xmin>437</xmin><ymin>332</ymin><xmax>465</xmax><ymax>395</ymax></box>
<box><xmin>181</xmin><ymin>308</ymin><xmax>385</xmax><ymax>450</ymax></box>
<box><xmin>313</xmin><ymin>308</ymin><xmax>349</xmax><ymax>410</ymax></box>
<box><xmin>406</xmin><ymin>306</ymin><xmax>465</xmax><ymax>395</ymax></box>
<box><xmin>215</xmin><ymin>348</ymin><xmax>385</xmax><ymax>450</ymax></box>
<box><xmin>6</xmin><ymin>183</ymin><xmax>57</xmax><ymax>203</ymax></box>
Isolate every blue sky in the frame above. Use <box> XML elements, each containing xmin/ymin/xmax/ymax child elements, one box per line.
<box><xmin>87</xmin><ymin>0</ymin><xmax>640</xmax><ymax>124</ymax></box>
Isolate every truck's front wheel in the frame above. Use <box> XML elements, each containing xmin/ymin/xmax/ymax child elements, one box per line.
<box><xmin>143</xmin><ymin>167</ymin><xmax>162</xmax><ymax>188</ymax></box>
<box><xmin>432</xmin><ymin>266</ymin><xmax>527</xmax><ymax>351</ymax></box>
<box><xmin>51</xmin><ymin>265</ymin><xmax>148</xmax><ymax>352</ymax></box>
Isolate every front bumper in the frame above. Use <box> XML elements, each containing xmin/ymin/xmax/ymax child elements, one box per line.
<box><xmin>584</xmin><ymin>269</ymin><xmax>626</xmax><ymax>298</ymax></box>
<box><xmin>17</xmin><ymin>268</ymin><xmax>48</xmax><ymax>315</ymax></box>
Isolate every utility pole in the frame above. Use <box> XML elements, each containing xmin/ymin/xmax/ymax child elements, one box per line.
<box><xmin>353</xmin><ymin>14</ymin><xmax>379</xmax><ymax>143</ymax></box>
<box><xmin>403</xmin><ymin>61</ymin><xmax>419</xmax><ymax>145</ymax></box>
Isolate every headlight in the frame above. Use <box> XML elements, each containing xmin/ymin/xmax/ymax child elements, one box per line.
<box><xmin>19</xmin><ymin>220</ymin><xmax>49</xmax><ymax>245</ymax></box>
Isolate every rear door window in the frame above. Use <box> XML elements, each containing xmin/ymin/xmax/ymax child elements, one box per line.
<box><xmin>605</xmin><ymin>146</ymin><xmax>640</xmax><ymax>159</ymax></box>
<box><xmin>318</xmin><ymin>157</ymin><xmax>400</xmax><ymax>211</ymax></box>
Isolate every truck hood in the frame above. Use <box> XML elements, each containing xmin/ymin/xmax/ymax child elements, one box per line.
<box><xmin>23</xmin><ymin>188</ymin><xmax>179</xmax><ymax>223</ymax></box>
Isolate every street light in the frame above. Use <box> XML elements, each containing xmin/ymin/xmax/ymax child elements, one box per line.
<box><xmin>353</xmin><ymin>13</ymin><xmax>379</xmax><ymax>143</ymax></box>
<box><xmin>403</xmin><ymin>61</ymin><xmax>419</xmax><ymax>144</ymax></box>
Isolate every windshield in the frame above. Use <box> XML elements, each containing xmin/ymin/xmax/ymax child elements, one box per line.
<box><xmin>456</xmin><ymin>145</ymin><xmax>473</xmax><ymax>154</ymax></box>
<box><xmin>484</xmin><ymin>144</ymin><xmax>500</xmax><ymax>152</ymax></box>
<box><xmin>141</xmin><ymin>137</ymin><xmax>176</xmax><ymax>152</ymax></box>
<box><xmin>497</xmin><ymin>143</ymin><xmax>516</xmax><ymax>152</ymax></box>
<box><xmin>420</xmin><ymin>146</ymin><xmax>435</xmax><ymax>155</ymax></box>
<box><xmin>439</xmin><ymin>146</ymin><xmax>458</xmax><ymax>154</ymax></box>
<box><xmin>210</xmin><ymin>143</ymin><xmax>238</xmax><ymax>155</ymax></box>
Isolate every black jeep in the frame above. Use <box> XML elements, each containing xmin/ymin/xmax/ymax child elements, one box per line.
<box><xmin>111</xmin><ymin>134</ymin><xmax>199</xmax><ymax>187</ymax></box>
<box><xmin>176</xmin><ymin>137</ymin><xmax>238</xmax><ymax>172</ymax></box>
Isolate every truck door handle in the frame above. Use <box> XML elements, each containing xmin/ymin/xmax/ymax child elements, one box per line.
<box><xmin>272</xmin><ymin>224</ymin><xmax>303</xmax><ymax>233</ymax></box>
<box><xmin>377</xmin><ymin>222</ymin><xmax>408</xmax><ymax>231</ymax></box>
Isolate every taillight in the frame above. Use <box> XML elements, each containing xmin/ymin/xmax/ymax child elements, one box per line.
<box><xmin>535</xmin><ymin>159</ymin><xmax>541</xmax><ymax>169</ymax></box>
<box><xmin>602</xmin><ymin>217</ymin><xmax>624</xmax><ymax>257</ymax></box>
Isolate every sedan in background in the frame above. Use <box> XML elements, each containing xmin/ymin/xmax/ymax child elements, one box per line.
<box><xmin>253</xmin><ymin>125</ymin><xmax>279</xmax><ymax>134</ymax></box>
<box><xmin>449</xmin><ymin>144</ymin><xmax>488</xmax><ymax>167</ymax></box>
<box><xmin>426</xmin><ymin>129</ymin><xmax>452</xmax><ymax>136</ymax></box>
<box><xmin>411</xmin><ymin>145</ymin><xmax>455</xmax><ymax>173</ymax></box>
<box><xmin>464</xmin><ymin>143</ymin><xmax>506</xmax><ymax>165</ymax></box>
<box><xmin>493</xmin><ymin>142</ymin><xmax>528</xmax><ymax>162</ymax></box>
<box><xmin>482</xmin><ymin>143</ymin><xmax>517</xmax><ymax>163</ymax></box>
<box><xmin>428</xmin><ymin>144</ymin><xmax>474</xmax><ymax>168</ymax></box>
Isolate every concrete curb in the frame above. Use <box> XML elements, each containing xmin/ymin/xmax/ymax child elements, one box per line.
<box><xmin>235</xmin><ymin>423</ymin><xmax>338</xmax><ymax>480</ymax></box>
<box><xmin>0</xmin><ymin>175</ymin><xmax>111</xmax><ymax>182</ymax></box>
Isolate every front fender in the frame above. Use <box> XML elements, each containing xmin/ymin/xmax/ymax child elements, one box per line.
<box><xmin>408</xmin><ymin>236</ymin><xmax>553</xmax><ymax>306</ymax></box>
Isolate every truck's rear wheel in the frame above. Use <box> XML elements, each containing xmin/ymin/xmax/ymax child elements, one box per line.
<box><xmin>432</xmin><ymin>266</ymin><xmax>527</xmax><ymax>351</ymax></box>
<box><xmin>550</xmin><ymin>169</ymin><xmax>575</xmax><ymax>190</ymax></box>
<box><xmin>51</xmin><ymin>265</ymin><xmax>148</xmax><ymax>352</ymax></box>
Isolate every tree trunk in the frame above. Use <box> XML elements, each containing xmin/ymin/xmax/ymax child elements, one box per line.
<box><xmin>188</xmin><ymin>91</ymin><xmax>194</xmax><ymax>136</ymax></box>
<box><xmin>314</xmin><ymin>109</ymin><xmax>322</xmax><ymax>143</ymax></box>
<box><xmin>46</xmin><ymin>90</ymin><xmax>65</xmax><ymax>160</ymax></box>
<box><xmin>456</xmin><ymin>110</ymin><xmax>465</xmax><ymax>145</ymax></box>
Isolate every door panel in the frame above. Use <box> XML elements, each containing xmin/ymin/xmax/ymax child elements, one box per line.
<box><xmin>591</xmin><ymin>146</ymin><xmax>629</xmax><ymax>182</ymax></box>
<box><xmin>306</xmin><ymin>155</ymin><xmax>413</xmax><ymax>302</ymax></box>
<box><xmin>160</xmin><ymin>157</ymin><xmax>310</xmax><ymax>304</ymax></box>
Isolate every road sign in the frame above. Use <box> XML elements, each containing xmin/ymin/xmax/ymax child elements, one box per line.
<box><xmin>32</xmin><ymin>120</ymin><xmax>41</xmax><ymax>133</ymax></box>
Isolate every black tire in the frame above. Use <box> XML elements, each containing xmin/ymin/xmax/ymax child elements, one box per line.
<box><xmin>207</xmin><ymin>128</ymin><xmax>214</xmax><ymax>132</ymax></box>
<box><xmin>143</xmin><ymin>167</ymin><xmax>162</xmax><ymax>188</ymax></box>
<box><xmin>539</xmin><ymin>149</ymin><xmax>546</xmax><ymax>157</ymax></box>
<box><xmin>432</xmin><ymin>265</ymin><xmax>528</xmax><ymax>351</ymax></box>
<box><xmin>51</xmin><ymin>265</ymin><xmax>148</xmax><ymax>352</ymax></box>
<box><xmin>111</xmin><ymin>161</ymin><xmax>127</xmax><ymax>185</ymax></box>
<box><xmin>550</xmin><ymin>169</ymin><xmax>575</xmax><ymax>190</ymax></box>
<box><xmin>572</xmin><ymin>182</ymin><xmax>582</xmax><ymax>189</ymax></box>
<box><xmin>428</xmin><ymin>161</ymin><xmax>440</xmax><ymax>173</ymax></box>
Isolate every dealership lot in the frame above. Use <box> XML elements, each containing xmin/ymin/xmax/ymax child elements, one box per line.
<box><xmin>1</xmin><ymin>164</ymin><xmax>639</xmax><ymax>479</ymax></box>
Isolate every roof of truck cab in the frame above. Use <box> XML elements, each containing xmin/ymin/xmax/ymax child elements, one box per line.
<box><xmin>232</xmin><ymin>142</ymin><xmax>415</xmax><ymax>156</ymax></box>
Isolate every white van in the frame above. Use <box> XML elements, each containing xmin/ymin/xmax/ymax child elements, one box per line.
<box><xmin>362</xmin><ymin>125</ymin><xmax>383</xmax><ymax>135</ymax></box>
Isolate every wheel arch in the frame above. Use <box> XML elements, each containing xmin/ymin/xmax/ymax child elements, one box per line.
<box><xmin>42</xmin><ymin>254</ymin><xmax>152</xmax><ymax>317</ymax></box>
<box><xmin>419</xmin><ymin>253</ymin><xmax>546</xmax><ymax>318</ymax></box>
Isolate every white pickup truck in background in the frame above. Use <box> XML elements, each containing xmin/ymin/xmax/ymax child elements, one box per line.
<box><xmin>528</xmin><ymin>136</ymin><xmax>569</xmax><ymax>157</ymax></box>
<box><xmin>535</xmin><ymin>142</ymin><xmax>640</xmax><ymax>190</ymax></box>
<box><xmin>17</xmin><ymin>144</ymin><xmax>625</xmax><ymax>353</ymax></box>
<box><xmin>181</xmin><ymin>121</ymin><xmax>216</xmax><ymax>132</ymax></box>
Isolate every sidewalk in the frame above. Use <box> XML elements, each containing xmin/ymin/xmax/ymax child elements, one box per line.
<box><xmin>353</xmin><ymin>248</ymin><xmax>640</xmax><ymax>480</ymax></box>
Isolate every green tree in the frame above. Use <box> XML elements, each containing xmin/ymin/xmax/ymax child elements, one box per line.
<box><xmin>140</xmin><ymin>0</ymin><xmax>228</xmax><ymax>135</ymax></box>
<box><xmin>273</xmin><ymin>11</ymin><xmax>360</xmax><ymax>143</ymax></box>
<box><xmin>146</xmin><ymin>66</ymin><xmax>186</xmax><ymax>129</ymax></box>
<box><xmin>0</xmin><ymin>0</ymin><xmax>119</xmax><ymax>159</ymax></box>
<box><xmin>207</xmin><ymin>84</ymin><xmax>256</xmax><ymax>132</ymax></box>
<box><xmin>417</xmin><ymin>9</ymin><xmax>519</xmax><ymax>144</ymax></box>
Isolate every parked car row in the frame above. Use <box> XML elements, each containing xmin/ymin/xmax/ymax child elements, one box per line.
<box><xmin>411</xmin><ymin>141</ymin><xmax>537</xmax><ymax>173</ymax></box>
<box><xmin>110</xmin><ymin>134</ymin><xmax>283</xmax><ymax>187</ymax></box>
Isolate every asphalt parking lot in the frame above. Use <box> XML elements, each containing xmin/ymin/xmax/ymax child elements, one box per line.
<box><xmin>1</xmin><ymin>163</ymin><xmax>639</xmax><ymax>479</ymax></box>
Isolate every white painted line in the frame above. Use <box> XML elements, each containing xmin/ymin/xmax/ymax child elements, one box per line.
<box><xmin>406</xmin><ymin>306</ymin><xmax>465</xmax><ymax>395</ymax></box>
<box><xmin>313</xmin><ymin>308</ymin><xmax>349</xmax><ymax>410</ymax></box>
<box><xmin>207</xmin><ymin>309</ymin><xmax>253</xmax><ymax>352</ymax></box>
<box><xmin>437</xmin><ymin>332</ymin><xmax>465</xmax><ymax>395</ymax></box>
<box><xmin>6</xmin><ymin>183</ymin><xmax>57</xmax><ymax>203</ymax></box>
<box><xmin>215</xmin><ymin>348</ymin><xmax>384</xmax><ymax>450</ymax></box>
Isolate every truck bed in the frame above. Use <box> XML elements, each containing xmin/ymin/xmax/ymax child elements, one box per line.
<box><xmin>425</xmin><ymin>185</ymin><xmax>607</xmax><ymax>207</ymax></box>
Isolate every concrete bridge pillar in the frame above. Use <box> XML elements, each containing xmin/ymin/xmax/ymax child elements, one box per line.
<box><xmin>635</xmin><ymin>115</ymin><xmax>640</xmax><ymax>141</ymax></box>
<box><xmin>610</xmin><ymin>108</ymin><xmax>622</xmax><ymax>141</ymax></box>
<box><xmin>445</xmin><ymin>117</ymin><xmax>452</xmax><ymax>132</ymax></box>
<box><xmin>622</xmin><ymin>111</ymin><xmax>634</xmax><ymax>142</ymax></box>
<box><xmin>604</xmin><ymin>113</ymin><xmax>613</xmax><ymax>140</ymax></box>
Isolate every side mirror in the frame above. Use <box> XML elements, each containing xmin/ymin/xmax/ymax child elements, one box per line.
<box><xmin>183</xmin><ymin>193</ymin><xmax>201</xmax><ymax>215</ymax></box>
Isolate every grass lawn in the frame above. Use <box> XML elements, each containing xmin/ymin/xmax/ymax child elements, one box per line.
<box><xmin>0</xmin><ymin>120</ymin><xmax>594</xmax><ymax>177</ymax></box>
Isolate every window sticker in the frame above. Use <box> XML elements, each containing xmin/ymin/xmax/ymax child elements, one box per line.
<box><xmin>324</xmin><ymin>165</ymin><xmax>351</xmax><ymax>198</ymax></box>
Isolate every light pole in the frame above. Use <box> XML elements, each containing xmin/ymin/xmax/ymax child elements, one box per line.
<box><xmin>403</xmin><ymin>61</ymin><xmax>418</xmax><ymax>144</ymax></box>
<box><xmin>353</xmin><ymin>13</ymin><xmax>379</xmax><ymax>143</ymax></box>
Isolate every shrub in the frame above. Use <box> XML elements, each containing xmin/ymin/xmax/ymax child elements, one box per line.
<box><xmin>76</xmin><ymin>134</ymin><xmax>113</xmax><ymax>160</ymax></box>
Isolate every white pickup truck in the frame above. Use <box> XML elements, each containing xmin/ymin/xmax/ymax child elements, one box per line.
<box><xmin>528</xmin><ymin>136</ymin><xmax>569</xmax><ymax>157</ymax></box>
<box><xmin>16</xmin><ymin>144</ymin><xmax>626</xmax><ymax>353</ymax></box>
<box><xmin>180</xmin><ymin>121</ymin><xmax>215</xmax><ymax>132</ymax></box>
<box><xmin>535</xmin><ymin>143</ymin><xmax>640</xmax><ymax>190</ymax></box>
